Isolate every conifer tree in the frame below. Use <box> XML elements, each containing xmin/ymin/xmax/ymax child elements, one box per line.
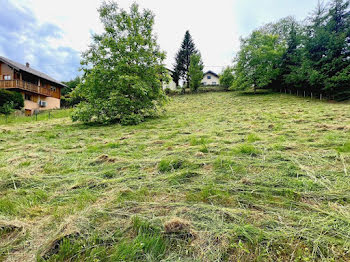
<box><xmin>173</xmin><ymin>31</ymin><xmax>198</xmax><ymax>91</ymax></box>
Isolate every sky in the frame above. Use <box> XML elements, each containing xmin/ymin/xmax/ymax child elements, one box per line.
<box><xmin>0</xmin><ymin>0</ymin><xmax>324</xmax><ymax>82</ymax></box>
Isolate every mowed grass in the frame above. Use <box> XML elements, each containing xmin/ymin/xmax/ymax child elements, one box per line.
<box><xmin>0</xmin><ymin>91</ymin><xmax>350</xmax><ymax>261</ymax></box>
<box><xmin>0</xmin><ymin>109</ymin><xmax>73</xmax><ymax>125</ymax></box>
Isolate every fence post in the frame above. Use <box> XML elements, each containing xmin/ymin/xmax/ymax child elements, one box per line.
<box><xmin>320</xmin><ymin>94</ymin><xmax>322</xmax><ymax>101</ymax></box>
<box><xmin>311</xmin><ymin>92</ymin><xmax>313</xmax><ymax>99</ymax></box>
<box><xmin>35</xmin><ymin>111</ymin><xmax>38</xmax><ymax>121</ymax></box>
<box><xmin>49</xmin><ymin>111</ymin><xmax>51</xmax><ymax>119</ymax></box>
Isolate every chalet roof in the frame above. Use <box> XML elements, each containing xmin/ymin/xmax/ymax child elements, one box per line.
<box><xmin>0</xmin><ymin>56</ymin><xmax>67</xmax><ymax>88</ymax></box>
<box><xmin>204</xmin><ymin>70</ymin><xmax>219</xmax><ymax>78</ymax></box>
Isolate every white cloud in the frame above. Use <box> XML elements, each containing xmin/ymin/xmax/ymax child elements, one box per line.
<box><xmin>5</xmin><ymin>0</ymin><xmax>327</xmax><ymax>78</ymax></box>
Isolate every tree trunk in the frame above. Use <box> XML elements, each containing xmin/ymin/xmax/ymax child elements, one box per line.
<box><xmin>186</xmin><ymin>73</ymin><xmax>190</xmax><ymax>89</ymax></box>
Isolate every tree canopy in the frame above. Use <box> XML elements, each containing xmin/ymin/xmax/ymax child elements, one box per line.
<box><xmin>219</xmin><ymin>66</ymin><xmax>235</xmax><ymax>90</ymax></box>
<box><xmin>230</xmin><ymin>0</ymin><xmax>350</xmax><ymax>101</ymax></box>
<box><xmin>232</xmin><ymin>31</ymin><xmax>286</xmax><ymax>92</ymax></box>
<box><xmin>72</xmin><ymin>2</ymin><xmax>167</xmax><ymax>125</ymax></box>
<box><xmin>189</xmin><ymin>53</ymin><xmax>204</xmax><ymax>92</ymax></box>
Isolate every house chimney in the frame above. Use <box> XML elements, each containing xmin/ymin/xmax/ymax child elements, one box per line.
<box><xmin>26</xmin><ymin>62</ymin><xmax>30</xmax><ymax>68</ymax></box>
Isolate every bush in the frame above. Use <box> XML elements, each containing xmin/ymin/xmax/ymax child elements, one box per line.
<box><xmin>0</xmin><ymin>89</ymin><xmax>24</xmax><ymax>114</ymax></box>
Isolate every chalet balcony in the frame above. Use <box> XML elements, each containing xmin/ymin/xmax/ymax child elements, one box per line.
<box><xmin>0</xmin><ymin>80</ymin><xmax>52</xmax><ymax>97</ymax></box>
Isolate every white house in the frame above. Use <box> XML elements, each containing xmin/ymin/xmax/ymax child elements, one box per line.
<box><xmin>201</xmin><ymin>71</ymin><xmax>220</xmax><ymax>86</ymax></box>
<box><xmin>162</xmin><ymin>68</ymin><xmax>177</xmax><ymax>90</ymax></box>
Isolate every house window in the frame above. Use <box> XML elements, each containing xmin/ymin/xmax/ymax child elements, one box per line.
<box><xmin>207</xmin><ymin>75</ymin><xmax>211</xmax><ymax>79</ymax></box>
<box><xmin>212</xmin><ymin>82</ymin><xmax>217</xmax><ymax>85</ymax></box>
<box><xmin>202</xmin><ymin>82</ymin><xmax>207</xmax><ymax>86</ymax></box>
<box><xmin>24</xmin><ymin>94</ymin><xmax>32</xmax><ymax>101</ymax></box>
<box><xmin>4</xmin><ymin>75</ymin><xmax>11</xmax><ymax>80</ymax></box>
<box><xmin>50</xmin><ymin>87</ymin><xmax>57</xmax><ymax>92</ymax></box>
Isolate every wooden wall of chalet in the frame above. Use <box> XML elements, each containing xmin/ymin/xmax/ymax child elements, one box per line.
<box><xmin>0</xmin><ymin>62</ymin><xmax>61</xmax><ymax>99</ymax></box>
<box><xmin>0</xmin><ymin>62</ymin><xmax>14</xmax><ymax>79</ymax></box>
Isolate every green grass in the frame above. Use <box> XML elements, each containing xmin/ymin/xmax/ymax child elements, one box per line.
<box><xmin>0</xmin><ymin>108</ymin><xmax>72</xmax><ymax>125</ymax></box>
<box><xmin>0</xmin><ymin>91</ymin><xmax>350</xmax><ymax>261</ymax></box>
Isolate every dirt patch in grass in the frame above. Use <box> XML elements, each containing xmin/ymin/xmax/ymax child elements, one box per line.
<box><xmin>164</xmin><ymin>218</ymin><xmax>196</xmax><ymax>240</ymax></box>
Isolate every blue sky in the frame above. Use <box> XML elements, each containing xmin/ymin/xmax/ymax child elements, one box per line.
<box><xmin>0</xmin><ymin>0</ymin><xmax>324</xmax><ymax>81</ymax></box>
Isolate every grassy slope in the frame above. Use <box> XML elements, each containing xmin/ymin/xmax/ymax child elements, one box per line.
<box><xmin>0</xmin><ymin>109</ymin><xmax>72</xmax><ymax>125</ymax></box>
<box><xmin>0</xmin><ymin>92</ymin><xmax>349</xmax><ymax>261</ymax></box>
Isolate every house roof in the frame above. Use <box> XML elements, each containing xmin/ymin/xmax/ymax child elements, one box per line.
<box><xmin>204</xmin><ymin>70</ymin><xmax>219</xmax><ymax>78</ymax></box>
<box><xmin>0</xmin><ymin>56</ymin><xmax>67</xmax><ymax>88</ymax></box>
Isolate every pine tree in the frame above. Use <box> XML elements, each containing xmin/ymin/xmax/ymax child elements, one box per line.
<box><xmin>303</xmin><ymin>1</ymin><xmax>329</xmax><ymax>95</ymax></box>
<box><xmin>324</xmin><ymin>0</ymin><xmax>350</xmax><ymax>99</ymax></box>
<box><xmin>280</xmin><ymin>21</ymin><xmax>303</xmax><ymax>90</ymax></box>
<box><xmin>304</xmin><ymin>0</ymin><xmax>350</xmax><ymax>99</ymax></box>
<box><xmin>173</xmin><ymin>31</ymin><xmax>198</xmax><ymax>91</ymax></box>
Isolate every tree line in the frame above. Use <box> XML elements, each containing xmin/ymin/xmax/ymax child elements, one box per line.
<box><xmin>227</xmin><ymin>0</ymin><xmax>350</xmax><ymax>101</ymax></box>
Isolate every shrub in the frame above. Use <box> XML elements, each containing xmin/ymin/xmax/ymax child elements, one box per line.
<box><xmin>0</xmin><ymin>89</ymin><xmax>24</xmax><ymax>113</ymax></box>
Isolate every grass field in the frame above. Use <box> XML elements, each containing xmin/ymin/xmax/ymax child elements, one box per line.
<box><xmin>0</xmin><ymin>109</ymin><xmax>72</xmax><ymax>126</ymax></box>
<box><xmin>0</xmin><ymin>91</ymin><xmax>350</xmax><ymax>261</ymax></box>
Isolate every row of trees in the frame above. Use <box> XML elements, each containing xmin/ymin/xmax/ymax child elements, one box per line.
<box><xmin>229</xmin><ymin>0</ymin><xmax>350</xmax><ymax>101</ymax></box>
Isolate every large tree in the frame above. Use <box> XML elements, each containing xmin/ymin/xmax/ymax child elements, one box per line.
<box><xmin>173</xmin><ymin>31</ymin><xmax>198</xmax><ymax>91</ymax></box>
<box><xmin>232</xmin><ymin>31</ymin><xmax>286</xmax><ymax>92</ymax></box>
<box><xmin>72</xmin><ymin>2</ymin><xmax>167</xmax><ymax>125</ymax></box>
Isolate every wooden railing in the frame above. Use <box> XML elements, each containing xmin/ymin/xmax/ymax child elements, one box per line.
<box><xmin>0</xmin><ymin>80</ymin><xmax>52</xmax><ymax>96</ymax></box>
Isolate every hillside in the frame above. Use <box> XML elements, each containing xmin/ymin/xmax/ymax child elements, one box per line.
<box><xmin>1</xmin><ymin>91</ymin><xmax>350</xmax><ymax>261</ymax></box>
